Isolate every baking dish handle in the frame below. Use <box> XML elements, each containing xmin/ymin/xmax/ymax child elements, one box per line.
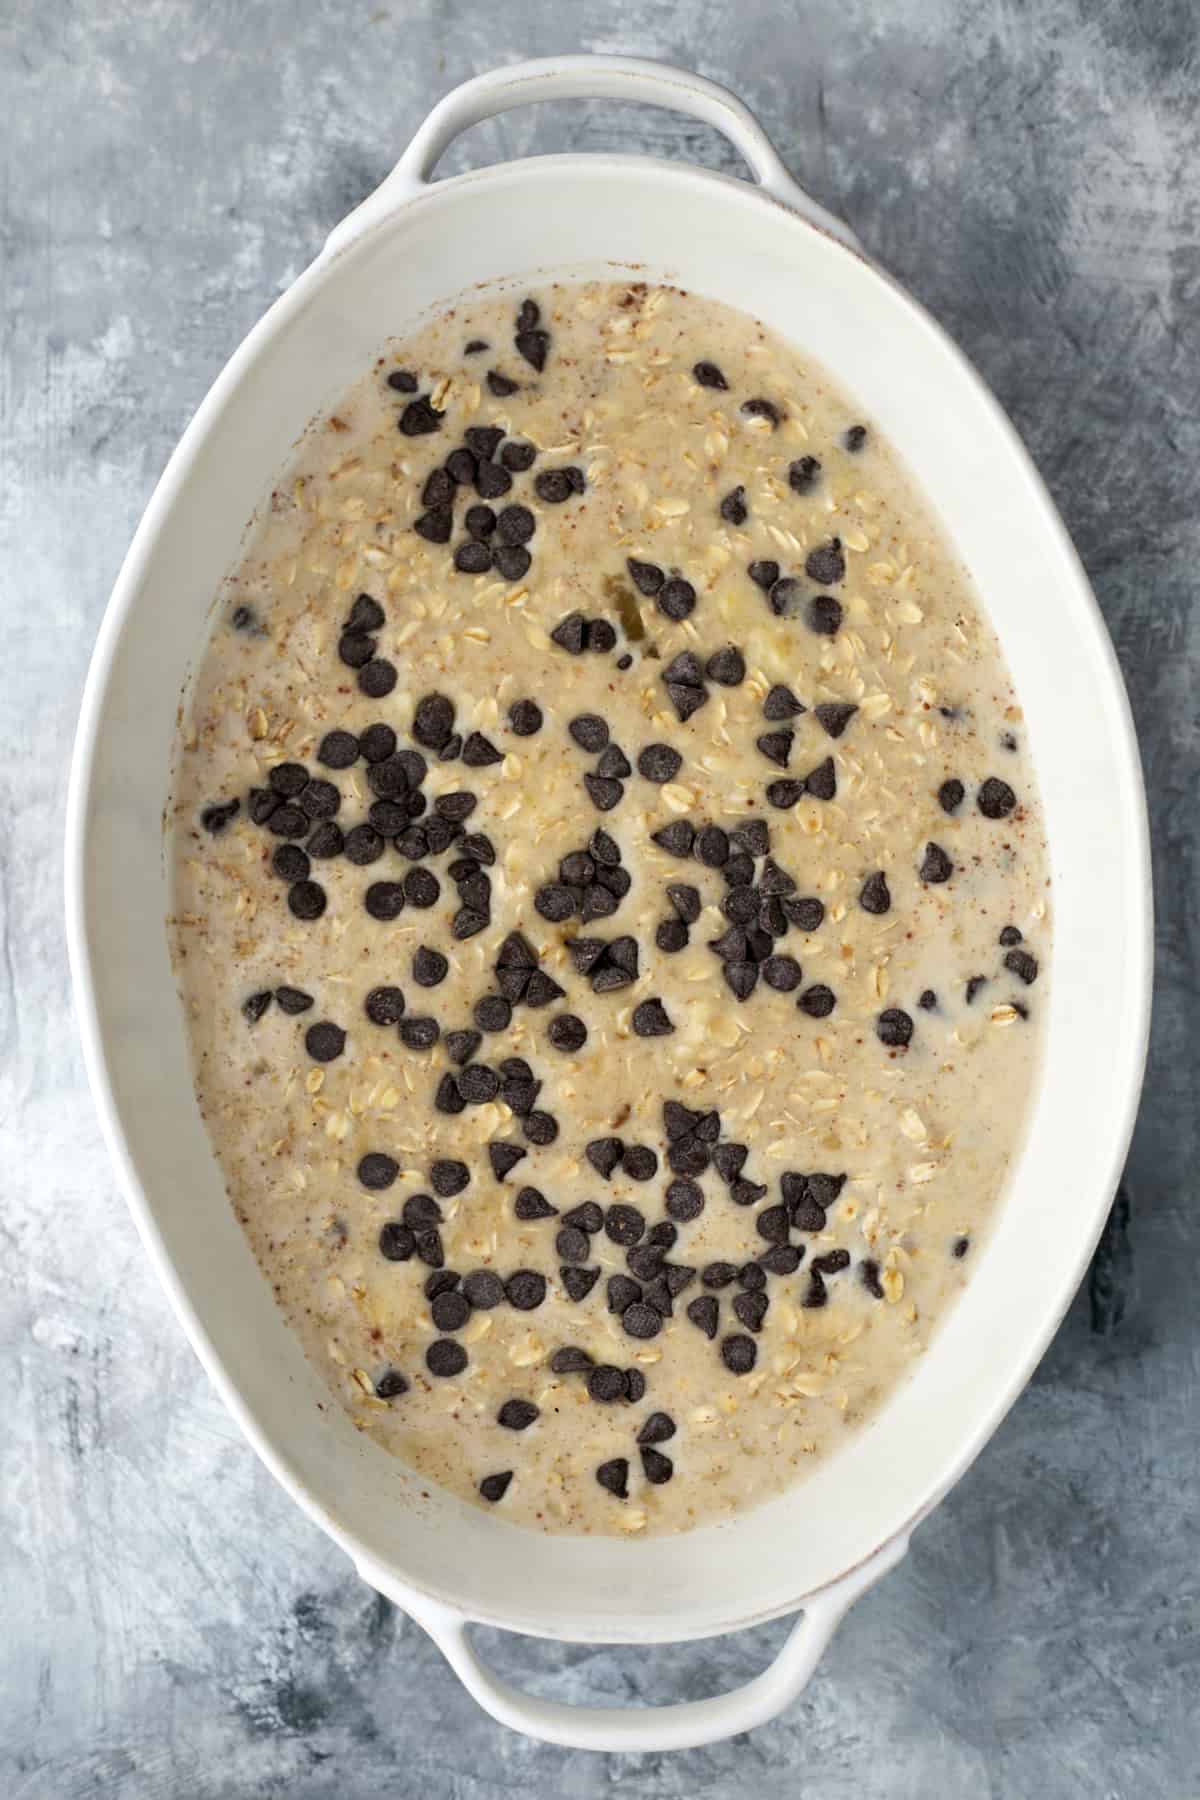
<box><xmin>358</xmin><ymin>1532</ymin><xmax>906</xmax><ymax>1752</ymax></box>
<box><xmin>324</xmin><ymin>56</ymin><xmax>859</xmax><ymax>258</ymax></box>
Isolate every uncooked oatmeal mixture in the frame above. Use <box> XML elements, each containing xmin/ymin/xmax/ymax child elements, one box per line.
<box><xmin>170</xmin><ymin>279</ymin><xmax>1049</xmax><ymax>1536</ymax></box>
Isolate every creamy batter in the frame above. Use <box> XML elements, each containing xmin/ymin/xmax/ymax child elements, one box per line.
<box><xmin>169</xmin><ymin>280</ymin><xmax>1049</xmax><ymax>1536</ymax></box>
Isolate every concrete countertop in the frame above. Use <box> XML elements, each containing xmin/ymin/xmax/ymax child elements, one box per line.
<box><xmin>3</xmin><ymin>1</ymin><xmax>1196</xmax><ymax>1793</ymax></box>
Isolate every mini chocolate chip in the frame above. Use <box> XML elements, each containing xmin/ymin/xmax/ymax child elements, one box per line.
<box><xmin>201</xmin><ymin>798</ymin><xmax>241</xmax><ymax>834</ymax></box>
<box><xmin>534</xmin><ymin>883</ymin><xmax>577</xmax><ymax>923</ymax></box>
<box><xmin>413</xmin><ymin>946</ymin><xmax>449</xmax><ymax>987</ymax></box>
<box><xmin>317</xmin><ymin>729</ymin><xmax>359</xmax><ymax>772</ymax></box>
<box><xmin>535</xmin><ymin>468</ymin><xmax>581</xmax><ymax>504</ymax></box>
<box><xmin>693</xmin><ymin>359</ymin><xmax>728</xmax><ymax>389</ymax></box>
<box><xmin>844</xmin><ymin>424</ymin><xmax>868</xmax><ymax>451</ymax></box>
<box><xmin>584</xmin><ymin>774</ymin><xmax>623</xmax><ymax>812</ymax></box>
<box><xmin>501</xmin><ymin>440</ymin><xmax>537</xmax><ymax>474</ymax></box>
<box><xmin>362</xmin><ymin>881</ymin><xmax>403</xmax><ymax>922</ymax></box>
<box><xmin>556</xmin><ymin>1226</ymin><xmax>591</xmax><ymax>1264</ymax></box>
<box><xmin>386</xmin><ymin>369</ymin><xmax>418</xmax><ymax>393</ymax></box>
<box><xmin>756</xmin><ymin>1203</ymin><xmax>790</xmax><ymax>1243</ymax></box>
<box><xmin>860</xmin><ymin>871</ymin><xmax>891</xmax><ymax>915</ymax></box>
<box><xmin>430</xmin><ymin>1160</ymin><xmax>470</xmax><ymax>1200</ymax></box>
<box><xmin>413</xmin><ymin>504</ymin><xmax>453</xmax><ymax>545</ymax></box>
<box><xmin>654</xmin><ymin>917</ymin><xmax>686</xmax><ymax>953</ymax></box>
<box><xmin>712</xmin><ymin>1142</ymin><xmax>747</xmax><ymax>1182</ymax></box>
<box><xmin>524</xmin><ymin>969</ymin><xmax>564</xmax><ymax>1006</ymax></box>
<box><xmin>719</xmin><ymin>485</ymin><xmax>747</xmax><ymax>524</ymax></box>
<box><xmin>432</xmin><ymin>1290</ymin><xmax>471</xmax><ymax>1333</ymax></box>
<box><xmin>304</xmin><ymin>1021</ymin><xmax>345</xmax><ymax>1062</ymax></box>
<box><xmin>434</xmin><ymin>1073</ymin><xmax>465</xmax><ymax>1115</ymax></box>
<box><xmin>663</xmin><ymin>680</ymin><xmax>709</xmax><ymax>724</ymax></box>
<box><xmin>686</xmin><ymin>1295</ymin><xmax>719</xmax><ymax>1339</ymax></box>
<box><xmin>595</xmin><ymin>1457</ymin><xmax>629</xmax><ymax>1499</ymax></box>
<box><xmin>766</xmin><ymin>779</ymin><xmax>805</xmax><ymax>809</ymax></box>
<box><xmin>953</xmin><ymin>1236</ymin><xmax>971</xmax><ymax>1259</ymax></box>
<box><xmin>268</xmin><ymin>762</ymin><xmax>309</xmax><ymax>799</ymax></box>
<box><xmin>805</xmin><ymin>539</ymin><xmax>846</xmax><ymax>585</ymax></box>
<box><xmin>581</xmin><ymin>885</ymin><xmax>618</xmax><ymax>923</ymax></box>
<box><xmin>813</xmin><ymin>1249</ymin><xmax>851</xmax><ymax>1277</ymax></box>
<box><xmin>756</xmin><ymin>728</ymin><xmax>793</xmax><ymax>769</ymax></box>
<box><xmin>445</xmin><ymin>447</ymin><xmax>477</xmax><ymax>487</ymax></box>
<box><xmin>798</xmin><ymin>983</ymin><xmax>835</xmax><ymax>1018</ymax></box>
<box><xmin>722</xmin><ymin>961</ymin><xmax>758</xmax><ymax>1002</ymax></box>
<box><xmin>767</xmin><ymin>576</ymin><xmax>803</xmax><ymax>617</ymax></box>
<box><xmin>632</xmin><ymin>998</ymin><xmax>673</xmax><ymax>1037</ymax></box>
<box><xmin>375</xmin><ymin>1370</ymin><xmax>409</xmax><ymax>1401</ymax></box>
<box><xmin>760</xmin><ymin>1243</ymin><xmax>802</xmax><ymax>1275</ymax></box>
<box><xmin>274</xmin><ymin>985</ymin><xmax>314</xmax><ymax>1016</ymax></box>
<box><xmin>917</xmin><ymin>989</ymin><xmax>938</xmax><ymax>1012</ymax></box>
<box><xmin>458</xmin><ymin>1063</ymin><xmax>500</xmax><ymax>1105</ymax></box>
<box><xmin>267</xmin><ymin>802</ymin><xmax>309</xmax><ymax>839</ymax></box>
<box><xmin>426</xmin><ymin>1339</ymin><xmax>467</xmax><ymax>1378</ymax></box>
<box><xmin>399</xmin><ymin>1015</ymin><xmax>439</xmax><ymax>1050</ymax></box>
<box><xmin>938</xmin><ymin>778</ymin><xmax>965</xmax><ymax>814</ymax></box>
<box><xmin>966</xmin><ymin>975</ymin><xmax>988</xmax><ymax>1004</ymax></box>
<box><xmin>435</xmin><ymin>791</ymin><xmax>477</xmax><ymax>823</ymax></box>
<box><xmin>505</xmin><ymin>1269</ymin><xmax>546</xmax><ymax>1312</ymax></box>
<box><xmin>605</xmin><ymin>1204</ymin><xmax>645</xmax><ymax>1248</ymax></box>
<box><xmin>978</xmin><ymin>777</ymin><xmax>1017</xmax><ymax>819</ymax></box>
<box><xmin>705</xmin><ymin>645</ymin><xmax>746</xmax><ymax>687</ymax></box>
<box><xmin>367</xmin><ymin>800</ymin><xmax>407</xmax><ymax>838</ymax></box>
<box><xmin>762</xmin><ymin>954</ymin><xmax>802</xmax><ymax>992</ymax></box>
<box><xmin>272</xmin><ymin>844</ymin><xmax>309</xmax><ymax>882</ymax></box>
<box><xmin>411</xmin><ymin>694</ymin><xmax>455</xmax><ymax>752</ymax></box>
<box><xmin>919</xmin><ymin>842</ymin><xmax>954</xmax><ymax>884</ymax></box>
<box><xmin>569</xmin><ymin>713</ymin><xmax>609</xmax><ymax>752</ymax></box>
<box><xmin>464</xmin><ymin>504</ymin><xmax>496</xmax><ymax>540</ymax></box>
<box><xmin>733</xmin><ymin>1291</ymin><xmax>768</xmax><ymax>1333</ymax></box>
<box><xmin>242</xmin><ymin>990</ymin><xmax>272</xmax><ymax>1024</ymax></box>
<box><xmin>999</xmin><ymin>925</ymin><xmax>1024</xmax><ymax>947</ymax></box>
<box><xmin>479</xmin><ymin>1470</ymin><xmax>513</xmax><ymax>1503</ymax></box>
<box><xmin>471</xmin><ymin>994</ymin><xmax>511</xmax><ymax>1036</ymax></box>
<box><xmin>498</xmin><ymin>1398</ymin><xmax>539</xmax><ymax>1431</ymax></box>
<box><xmin>514</xmin><ymin>1187</ymin><xmax>557</xmax><ymax>1220</ymax></box>
<box><xmin>401</xmin><ymin>868</ymin><xmax>439</xmax><ymax>910</ymax></box>
<box><xmin>487</xmin><ymin>1142</ymin><xmax>526</xmax><ymax>1182</ymax></box>
<box><xmin>623</xmin><ymin>1302</ymin><xmax>662</xmax><ymax>1340</ymax></box>
<box><xmin>665</xmin><ymin>1178</ymin><xmax>704</xmax><ymax>1222</ymax></box>
<box><xmin>721</xmin><ymin>1333</ymin><xmax>757</xmax><ymax>1373</ymax></box>
<box><xmin>454</xmin><ymin>540</ymin><xmax>492</xmax><ymax>575</ymax></box>
<box><xmin>588</xmin><ymin>1365</ymin><xmax>628</xmax><ymax>1404</ymax></box>
<box><xmin>788</xmin><ymin>454</ymin><xmax>821</xmax><ymax>493</ymax></box>
<box><xmin>487</xmin><ymin>370</ymin><xmax>519</xmax><ymax>397</ymax></box>
<box><xmin>364</xmin><ymin>985</ymin><xmax>406</xmax><ymax>1027</ymax></box>
<box><xmin>1004</xmin><ymin>948</ymin><xmax>1039</xmax><ymax>985</ymax></box>
<box><xmin>626</xmin><ymin>559</ymin><xmax>665</xmax><ymax>598</ymax></box>
<box><xmin>804</xmin><ymin>757</ymin><xmax>837</xmax><ymax>801</ymax></box>
<box><xmin>596</xmin><ymin>744</ymin><xmax>632</xmax><ymax>780</ymax></box>
<box><xmin>422</xmin><ymin>466</ymin><xmax>456</xmax><ymax>509</ymax></box>
<box><xmin>607</xmin><ymin>1275</ymin><xmax>643</xmax><ymax>1315</ymax></box>
<box><xmin>702</xmin><ymin>1262</ymin><xmax>738</xmax><ymax>1290</ymax></box>
<box><xmin>746</xmin><ymin>562</ymin><xmax>780</xmax><ymax>598</ymax></box>
<box><xmin>877</xmin><ymin>1008</ymin><xmax>914</xmax><ymax>1048</ymax></box>
<box><xmin>622</xmin><ymin>1145</ymin><xmax>658</xmax><ymax>1181</ymax></box>
<box><xmin>550</xmin><ymin>1346</ymin><xmax>594</xmax><ymax>1374</ymax></box>
<box><xmin>248</xmin><ymin>788</ymin><xmax>280</xmax><ymax>825</ymax></box>
<box><xmin>806</xmin><ymin>596</ymin><xmax>843</xmax><ymax>636</ymax></box>
<box><xmin>742</xmin><ymin>397</ymin><xmax>782</xmax><ymax>426</ymax></box>
<box><xmin>550</xmin><ymin>612</ymin><xmax>587</xmax><ymax>654</ymax></box>
<box><xmin>657</xmin><ymin>577</ymin><xmax>696</xmax><ymax>621</ymax></box>
<box><xmin>378</xmin><ymin>1222</ymin><xmax>414</xmax><ymax>1261</ymax></box>
<box><xmin>814</xmin><ymin>702</ymin><xmax>858</xmax><ymax>740</ymax></box>
<box><xmin>651</xmin><ymin>820</ymin><xmax>695</xmax><ymax>858</ymax></box>
<box><xmin>476</xmin><ymin>460</ymin><xmax>512</xmax><ymax>500</ymax></box>
<box><xmin>693</xmin><ymin>824</ymin><xmax>727</xmax><ymax>868</ymax></box>
<box><xmin>523</xmin><ymin>1110</ymin><xmax>558</xmax><ymax>1145</ymax></box>
<box><xmin>547</xmin><ymin>1013</ymin><xmax>587</xmax><ymax>1053</ymax></box>
<box><xmin>400</xmin><ymin>396</ymin><xmax>446</xmax><ymax>439</ymax></box>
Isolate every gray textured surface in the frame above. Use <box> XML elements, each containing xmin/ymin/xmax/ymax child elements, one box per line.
<box><xmin>2</xmin><ymin>0</ymin><xmax>1197</xmax><ymax>1792</ymax></box>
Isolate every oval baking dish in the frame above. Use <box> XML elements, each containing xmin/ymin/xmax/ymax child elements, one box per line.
<box><xmin>65</xmin><ymin>56</ymin><xmax>1152</xmax><ymax>1752</ymax></box>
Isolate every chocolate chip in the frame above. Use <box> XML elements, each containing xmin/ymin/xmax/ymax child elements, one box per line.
<box><xmin>760</xmin><ymin>1243</ymin><xmax>802</xmax><ymax>1276</ymax></box>
<box><xmin>413</xmin><ymin>502</ymin><xmax>454</xmax><ymax>546</ymax></box>
<box><xmin>719</xmin><ymin>485</ymin><xmax>748</xmax><ymax>525</ymax></box>
<box><xmin>938</xmin><ymin>778</ymin><xmax>965</xmax><ymax>815</ymax></box>
<box><xmin>978</xmin><ymin>777</ymin><xmax>1017</xmax><ymax>819</ymax></box>
<box><xmin>657</xmin><ymin>577</ymin><xmax>696</xmax><ymax>621</ymax></box>
<box><xmin>592</xmin><ymin>1457</ymin><xmax>627</xmax><ymax>1499</ymax></box>
<box><xmin>588</xmin><ymin>1365</ymin><xmax>628</xmax><ymax>1403</ymax></box>
<box><xmin>435</xmin><ymin>790</ymin><xmax>477</xmax><ymax>823</ymax></box>
<box><xmin>690</xmin><ymin>825</ymin><xmax>725</xmax><ymax>869</ymax></box>
<box><xmin>487</xmin><ymin>1143</ymin><xmax>526</xmax><ymax>1183</ymax></box>
<box><xmin>374</xmin><ymin>1370</ymin><xmax>409</xmax><ymax>1402</ymax></box>
<box><xmin>533</xmin><ymin>883</ymin><xmax>576</xmax><ymax>923</ymax></box>
<box><xmin>804</xmin><ymin>756</ymin><xmax>837</xmax><ymax>801</ymax></box>
<box><xmin>271</xmin><ymin>845</ymin><xmax>309</xmax><ymax>884</ymax></box>
<box><xmin>272</xmin><ymin>986</ymin><xmax>313</xmax><ymax>1019</ymax></box>
<box><xmin>805</xmin><ymin>595</ymin><xmax>843</xmax><ymax>637</ymax></box>
<box><xmin>550</xmin><ymin>611</ymin><xmax>587</xmax><ymax>654</ymax></box>
<box><xmin>720</xmin><ymin>1333</ymin><xmax>757</xmax><ymax>1374</ymax></box>
<box><xmin>766</xmin><ymin>576</ymin><xmax>803</xmax><ymax>617</ymax></box>
<box><xmin>602</xmin><ymin>1205</ymin><xmax>644</xmax><ymax>1248</ymax></box>
<box><xmin>861</xmin><ymin>1259</ymin><xmax>885</xmax><ymax>1299</ymax></box>
<box><xmin>241</xmin><ymin>990</ymin><xmax>272</xmax><ymax>1024</ymax></box>
<box><xmin>765</xmin><ymin>779</ymin><xmax>805</xmax><ymax>810</ymax></box>
<box><xmin>386</xmin><ymin>369</ymin><xmax>418</xmax><ymax>393</ymax></box>
<box><xmin>756</xmin><ymin>728</ymin><xmax>794</xmax><ymax>769</ymax></box>
<box><xmin>304</xmin><ymin>820</ymin><xmax>343</xmax><ymax>864</ymax></box>
<box><xmin>693</xmin><ymin>359</ymin><xmax>728</xmax><ymax>389</ymax></box>
<box><xmin>665</xmin><ymin>1178</ymin><xmax>704</xmax><ymax>1223</ymax></box>
<box><xmin>413</xmin><ymin>946</ymin><xmax>448</xmax><ymax>987</ymax></box>
<box><xmin>523</xmin><ymin>1110</ymin><xmax>558</xmax><ymax>1145</ymax></box>
<box><xmin>470</xmin><ymin>994</ymin><xmax>509</xmax><ymax>1036</ymax></box>
<box><xmin>555</xmin><ymin>1226</ymin><xmax>591</xmax><ymax>1265</ymax></box>
<box><xmin>457</xmin><ymin>1063</ymin><xmax>499</xmax><ymax>1106</ymax></box>
<box><xmin>860</xmin><ymin>871</ymin><xmax>891</xmax><ymax>915</ymax></box>
<box><xmin>632</xmin><ymin>999</ymin><xmax>673</xmax><ymax>1037</ymax></box>
<box><xmin>622</xmin><ymin>1145</ymin><xmax>658</xmax><ymax>1182</ymax></box>
<box><xmin>596</xmin><ymin>744</ymin><xmax>632</xmax><ymax>780</ymax></box>
<box><xmin>813</xmin><ymin>1249</ymin><xmax>850</xmax><ymax>1277</ymax></box>
<box><xmin>500</xmin><ymin>440</ymin><xmax>537</xmax><ymax>474</ymax></box>
<box><xmin>607</xmin><ymin>1275</ymin><xmax>643</xmax><ymax>1316</ymax></box>
<box><xmin>516</xmin><ymin>325</ymin><xmax>550</xmax><ymax>371</ymax></box>
<box><xmin>434</xmin><ymin>1073</ymin><xmax>465</xmax><ymax>1115</ymax></box>
<box><xmin>584</xmin><ymin>774</ymin><xmax>623</xmax><ymax>812</ymax></box>
<box><xmin>917</xmin><ymin>989</ymin><xmax>938</xmax><ymax>1012</ymax></box>
<box><xmin>626</xmin><ymin>1244</ymin><xmax>665</xmax><ymax>1283</ymax></box>
<box><xmin>479</xmin><ymin>1471</ymin><xmax>512</xmax><ymax>1503</ymax></box>
<box><xmin>798</xmin><ymin>983</ymin><xmax>835</xmax><ymax>1018</ymax></box>
<box><xmin>760</xmin><ymin>954</ymin><xmax>801</xmax><ymax>993</ymax></box>
<box><xmin>430</xmin><ymin>1158</ymin><xmax>470</xmax><ymax>1199</ymax></box>
<box><xmin>547</xmin><ymin>1013</ymin><xmax>587</xmax><ymax>1053</ymax></box>
<box><xmin>686</xmin><ymin>1295</ymin><xmax>719</xmax><ymax>1339</ymax></box>
<box><xmin>505</xmin><ymin>1269</ymin><xmax>547</xmax><ymax>1312</ymax></box>
<box><xmin>788</xmin><ymin>454</ymin><xmax>821</xmax><ymax>494</ymax></box>
<box><xmin>877</xmin><ymin>1008</ymin><xmax>914</xmax><ymax>1048</ymax></box>
<box><xmin>476</xmin><ymin>460</ymin><xmax>512</xmax><ymax>500</ymax></box>
<box><xmin>454</xmin><ymin>540</ymin><xmax>491</xmax><ymax>575</ymax></box>
<box><xmin>487</xmin><ymin>370</ymin><xmax>519</xmax><ymax>397</ymax></box>
<box><xmin>363</xmin><ymin>986</ymin><xmax>405</xmax><ymax>1029</ymax></box>
<box><xmin>566</xmin><ymin>714</ymin><xmax>608</xmax><ymax>754</ymax></box>
<box><xmin>422</xmin><ymin>466</ymin><xmax>456</xmax><ymax>511</ymax></box>
<box><xmin>514</xmin><ymin>1187</ymin><xmax>557</xmax><ymax>1221</ymax></box>
<box><xmin>1004</xmin><ymin>948</ymin><xmax>1039</xmax><ymax>985</ymax></box>
<box><xmin>248</xmin><ymin>788</ymin><xmax>280</xmax><ymax>826</ymax></box>
<box><xmin>582</xmin><ymin>885</ymin><xmax>618</xmax><ymax>923</ymax></box>
<box><xmin>398</xmin><ymin>1015</ymin><xmax>439</xmax><ymax>1050</ymax></box>
<box><xmin>398</xmin><ymin>868</ymin><xmax>436</xmax><ymax>911</ymax></box>
<box><xmin>431</xmin><ymin>1289</ymin><xmax>471</xmax><ymax>1333</ymax></box>
<box><xmin>623</xmin><ymin>1302</ymin><xmax>662</xmax><ymax>1341</ymax></box>
<box><xmin>200</xmin><ymin>797</ymin><xmax>241</xmax><ymax>834</ymax></box>
<box><xmin>378</xmin><ymin>1222</ymin><xmax>414</xmax><ymax>1261</ymax></box>
<box><xmin>314</xmin><ymin>730</ymin><xmax>357</xmax><ymax>774</ymax></box>
<box><xmin>919</xmin><ymin>842</ymin><xmax>954</xmax><ymax>884</ymax></box>
<box><xmin>268</xmin><ymin>762</ymin><xmax>310</xmax><ymax>799</ymax></box>
<box><xmin>425</xmin><ymin>1339</ymin><xmax>467</xmax><ymax>1378</ymax></box>
<box><xmin>267</xmin><ymin>802</ymin><xmax>309</xmax><ymax>839</ymax></box>
<box><xmin>494</xmin><ymin>1398</ymin><xmax>539</xmax><ymax>1435</ymax></box>
<box><xmin>411</xmin><ymin>693</ymin><xmax>455</xmax><ymax>752</ymax></box>
<box><xmin>999</xmin><ymin>925</ymin><xmax>1023</xmax><ymax>948</ymax></box>
<box><xmin>550</xmin><ymin>1346</ymin><xmax>594</xmax><ymax>1375</ymax></box>
<box><xmin>844</xmin><ymin>424</ymin><xmax>868</xmax><ymax>452</ymax></box>
<box><xmin>303</xmin><ymin>1020</ymin><xmax>344</xmax><ymax>1063</ymax></box>
<box><xmin>743</xmin><ymin>396</ymin><xmax>784</xmax><ymax>427</ymax></box>
<box><xmin>814</xmin><ymin>702</ymin><xmax>858</xmax><ymax>740</ymax></box>
<box><xmin>711</xmin><ymin>1143</ymin><xmax>746</xmax><ymax>1184</ymax></box>
<box><xmin>733</xmin><ymin>1291</ymin><xmax>769</xmax><ymax>1333</ymax></box>
<box><xmin>805</xmin><ymin>539</ymin><xmax>846</xmax><ymax>585</ymax></box>
<box><xmin>663</xmin><ymin>680</ymin><xmax>709</xmax><ymax>724</ymax></box>
<box><xmin>651</xmin><ymin>820</ymin><xmax>695</xmax><ymax>858</ymax></box>
<box><xmin>524</xmin><ymin>970</ymin><xmax>564</xmax><ymax>1007</ymax></box>
<box><xmin>535</xmin><ymin>468</ymin><xmax>581</xmax><ymax>504</ymax></box>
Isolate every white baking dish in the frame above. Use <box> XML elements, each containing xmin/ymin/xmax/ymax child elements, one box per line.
<box><xmin>65</xmin><ymin>56</ymin><xmax>1152</xmax><ymax>1752</ymax></box>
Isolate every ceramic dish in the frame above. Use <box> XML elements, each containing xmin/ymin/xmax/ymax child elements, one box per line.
<box><xmin>65</xmin><ymin>56</ymin><xmax>1152</xmax><ymax>1751</ymax></box>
